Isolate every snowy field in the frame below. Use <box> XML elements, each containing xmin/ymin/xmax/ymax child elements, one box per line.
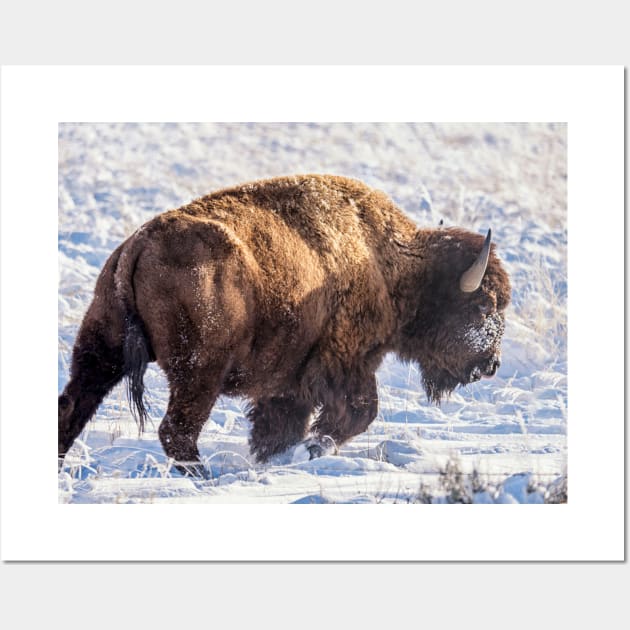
<box><xmin>58</xmin><ymin>122</ymin><xmax>567</xmax><ymax>504</ymax></box>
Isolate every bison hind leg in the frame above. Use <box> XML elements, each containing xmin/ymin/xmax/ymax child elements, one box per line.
<box><xmin>59</xmin><ymin>326</ymin><xmax>125</xmax><ymax>466</ymax></box>
<box><xmin>248</xmin><ymin>396</ymin><xmax>314</xmax><ymax>463</ymax></box>
<box><xmin>159</xmin><ymin>363</ymin><xmax>228</xmax><ymax>478</ymax></box>
<box><xmin>159</xmin><ymin>398</ymin><xmax>217</xmax><ymax>479</ymax></box>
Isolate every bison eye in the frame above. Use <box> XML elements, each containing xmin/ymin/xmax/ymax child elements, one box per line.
<box><xmin>478</xmin><ymin>303</ymin><xmax>493</xmax><ymax>317</ymax></box>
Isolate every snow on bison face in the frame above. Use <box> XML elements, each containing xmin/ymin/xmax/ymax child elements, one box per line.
<box><xmin>447</xmin><ymin>302</ymin><xmax>506</xmax><ymax>383</ymax></box>
<box><xmin>459</xmin><ymin>309</ymin><xmax>505</xmax><ymax>382</ymax></box>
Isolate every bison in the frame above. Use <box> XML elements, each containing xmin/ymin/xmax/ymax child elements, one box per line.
<box><xmin>58</xmin><ymin>174</ymin><xmax>511</xmax><ymax>477</ymax></box>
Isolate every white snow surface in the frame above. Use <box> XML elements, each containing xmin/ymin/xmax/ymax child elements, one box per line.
<box><xmin>58</xmin><ymin>122</ymin><xmax>567</xmax><ymax>504</ymax></box>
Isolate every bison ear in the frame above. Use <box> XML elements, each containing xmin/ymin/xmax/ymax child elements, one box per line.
<box><xmin>459</xmin><ymin>229</ymin><xmax>491</xmax><ymax>293</ymax></box>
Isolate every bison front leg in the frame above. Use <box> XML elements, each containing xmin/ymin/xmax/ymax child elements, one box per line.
<box><xmin>248</xmin><ymin>396</ymin><xmax>314</xmax><ymax>463</ymax></box>
<box><xmin>307</xmin><ymin>372</ymin><xmax>379</xmax><ymax>459</ymax></box>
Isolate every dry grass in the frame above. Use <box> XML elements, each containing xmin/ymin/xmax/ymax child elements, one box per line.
<box><xmin>413</xmin><ymin>458</ymin><xmax>568</xmax><ymax>504</ymax></box>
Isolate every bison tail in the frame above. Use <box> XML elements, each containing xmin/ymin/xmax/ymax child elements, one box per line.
<box><xmin>123</xmin><ymin>312</ymin><xmax>151</xmax><ymax>432</ymax></box>
<box><xmin>115</xmin><ymin>226</ymin><xmax>154</xmax><ymax>432</ymax></box>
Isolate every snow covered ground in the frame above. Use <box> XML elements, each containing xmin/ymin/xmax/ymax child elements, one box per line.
<box><xmin>58</xmin><ymin>122</ymin><xmax>567</xmax><ymax>504</ymax></box>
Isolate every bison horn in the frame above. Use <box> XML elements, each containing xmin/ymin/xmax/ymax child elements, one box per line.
<box><xmin>459</xmin><ymin>229</ymin><xmax>492</xmax><ymax>293</ymax></box>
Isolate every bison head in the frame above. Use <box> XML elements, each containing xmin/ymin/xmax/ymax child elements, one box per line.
<box><xmin>401</xmin><ymin>227</ymin><xmax>511</xmax><ymax>404</ymax></box>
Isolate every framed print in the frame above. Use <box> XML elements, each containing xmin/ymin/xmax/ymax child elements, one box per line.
<box><xmin>0</xmin><ymin>65</ymin><xmax>623</xmax><ymax>560</ymax></box>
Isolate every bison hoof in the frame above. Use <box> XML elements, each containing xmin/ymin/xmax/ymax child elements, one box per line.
<box><xmin>173</xmin><ymin>461</ymin><xmax>211</xmax><ymax>480</ymax></box>
<box><xmin>292</xmin><ymin>435</ymin><xmax>337</xmax><ymax>463</ymax></box>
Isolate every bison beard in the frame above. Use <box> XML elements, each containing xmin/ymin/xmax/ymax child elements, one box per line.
<box><xmin>58</xmin><ymin>175</ymin><xmax>511</xmax><ymax>477</ymax></box>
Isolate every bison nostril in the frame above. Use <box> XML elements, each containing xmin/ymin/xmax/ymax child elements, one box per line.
<box><xmin>489</xmin><ymin>358</ymin><xmax>500</xmax><ymax>375</ymax></box>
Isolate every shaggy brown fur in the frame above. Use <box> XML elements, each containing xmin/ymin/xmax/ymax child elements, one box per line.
<box><xmin>58</xmin><ymin>175</ymin><xmax>511</xmax><ymax>476</ymax></box>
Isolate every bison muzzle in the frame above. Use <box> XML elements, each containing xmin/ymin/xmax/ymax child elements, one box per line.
<box><xmin>58</xmin><ymin>175</ymin><xmax>511</xmax><ymax>477</ymax></box>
